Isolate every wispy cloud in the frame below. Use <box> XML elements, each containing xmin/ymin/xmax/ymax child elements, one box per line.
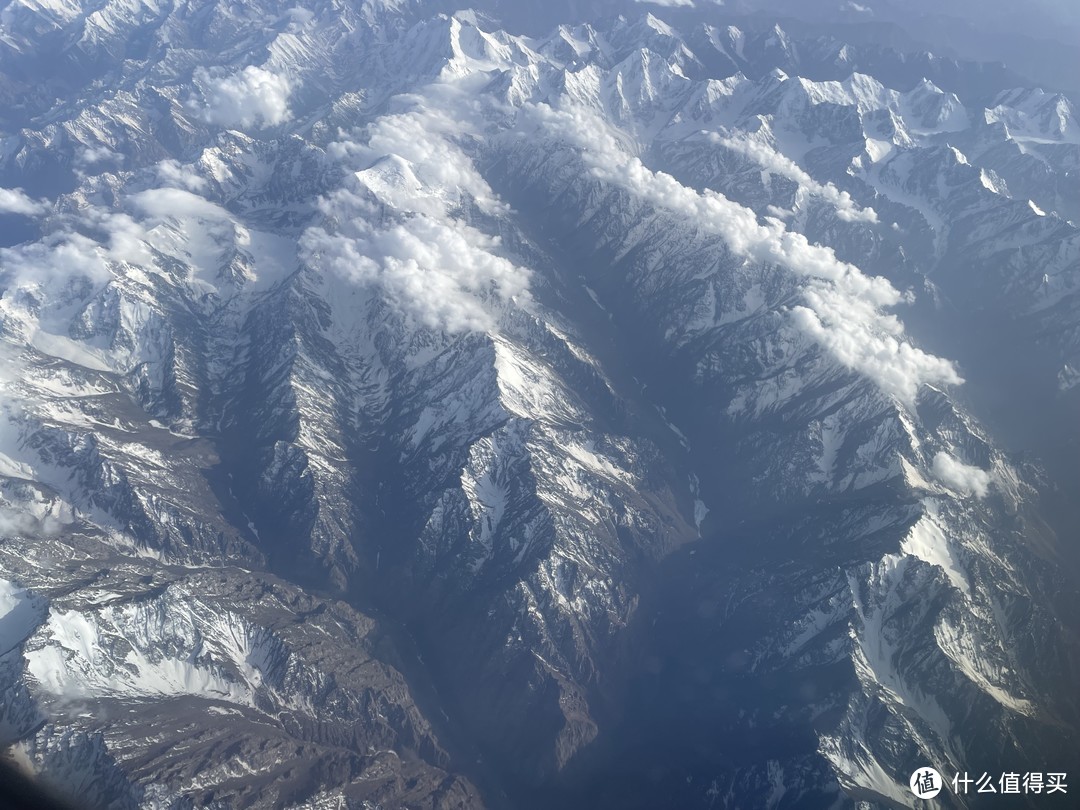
<box><xmin>0</xmin><ymin>231</ymin><xmax>111</xmax><ymax>289</ymax></box>
<box><xmin>634</xmin><ymin>0</ymin><xmax>698</xmax><ymax>7</ymax></box>
<box><xmin>155</xmin><ymin>159</ymin><xmax>209</xmax><ymax>193</ymax></box>
<box><xmin>301</xmin><ymin>85</ymin><xmax>530</xmax><ymax>334</ymax></box>
<box><xmin>711</xmin><ymin>133</ymin><xmax>878</xmax><ymax>223</ymax></box>
<box><xmin>0</xmin><ymin>188</ymin><xmax>47</xmax><ymax>217</ymax></box>
<box><xmin>129</xmin><ymin>187</ymin><xmax>231</xmax><ymax>222</ymax></box>
<box><xmin>524</xmin><ymin>101</ymin><xmax>960</xmax><ymax>407</ymax></box>
<box><xmin>0</xmin><ymin>187</ymin><xmax>227</xmax><ymax>292</ymax></box>
<box><xmin>302</xmin><ymin>210</ymin><xmax>528</xmax><ymax>333</ymax></box>
<box><xmin>932</xmin><ymin>452</ymin><xmax>992</xmax><ymax>498</ymax></box>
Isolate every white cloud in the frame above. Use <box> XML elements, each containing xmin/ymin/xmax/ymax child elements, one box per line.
<box><xmin>76</xmin><ymin>146</ymin><xmax>121</xmax><ymax>169</ymax></box>
<box><xmin>523</xmin><ymin>101</ymin><xmax>961</xmax><ymax>407</ymax></box>
<box><xmin>634</xmin><ymin>0</ymin><xmax>697</xmax><ymax>6</ymax></box>
<box><xmin>711</xmin><ymin>133</ymin><xmax>878</xmax><ymax>223</ymax></box>
<box><xmin>191</xmin><ymin>65</ymin><xmax>293</xmax><ymax>130</ymax></box>
<box><xmin>0</xmin><ymin>188</ymin><xmax>47</xmax><ymax>216</ymax></box>
<box><xmin>328</xmin><ymin>85</ymin><xmax>508</xmax><ymax>218</ymax></box>
<box><xmin>0</xmin><ymin>505</ymin><xmax>64</xmax><ymax>538</ymax></box>
<box><xmin>129</xmin><ymin>187</ymin><xmax>231</xmax><ymax>222</ymax></box>
<box><xmin>302</xmin><ymin>210</ymin><xmax>528</xmax><ymax>333</ymax></box>
<box><xmin>97</xmin><ymin>211</ymin><xmax>157</xmax><ymax>267</ymax></box>
<box><xmin>0</xmin><ymin>190</ymin><xmax>178</xmax><ymax>297</ymax></box>
<box><xmin>932</xmin><ymin>451</ymin><xmax>992</xmax><ymax>498</ymax></box>
<box><xmin>0</xmin><ymin>231</ymin><xmax>111</xmax><ymax>290</ymax></box>
<box><xmin>0</xmin><ymin>188</ymin><xmax>225</xmax><ymax>293</ymax></box>
<box><xmin>286</xmin><ymin>6</ymin><xmax>315</xmax><ymax>27</ymax></box>
<box><xmin>155</xmin><ymin>159</ymin><xmax>209</xmax><ymax>193</ymax></box>
<box><xmin>303</xmin><ymin>83</ymin><xmax>529</xmax><ymax>334</ymax></box>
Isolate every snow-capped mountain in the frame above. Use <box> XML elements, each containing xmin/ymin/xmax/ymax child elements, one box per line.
<box><xmin>0</xmin><ymin>2</ymin><xmax>1077</xmax><ymax>808</ymax></box>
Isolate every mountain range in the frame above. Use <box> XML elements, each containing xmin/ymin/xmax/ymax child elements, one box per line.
<box><xmin>0</xmin><ymin>1</ymin><xmax>1078</xmax><ymax>808</ymax></box>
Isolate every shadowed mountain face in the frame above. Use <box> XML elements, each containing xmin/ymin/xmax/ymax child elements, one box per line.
<box><xmin>0</xmin><ymin>2</ymin><xmax>1078</xmax><ymax>808</ymax></box>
